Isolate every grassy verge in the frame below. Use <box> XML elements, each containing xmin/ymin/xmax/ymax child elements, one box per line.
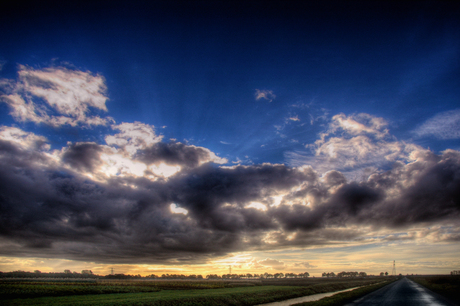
<box><xmin>409</xmin><ymin>275</ymin><xmax>460</xmax><ymax>305</ymax></box>
<box><xmin>292</xmin><ymin>280</ymin><xmax>395</xmax><ymax>306</ymax></box>
<box><xmin>1</xmin><ymin>286</ymin><xmax>325</xmax><ymax>306</ymax></box>
<box><xmin>1</xmin><ymin>279</ymin><xmax>385</xmax><ymax>306</ymax></box>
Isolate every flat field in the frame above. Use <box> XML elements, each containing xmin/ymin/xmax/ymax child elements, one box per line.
<box><xmin>0</xmin><ymin>277</ymin><xmax>389</xmax><ymax>306</ymax></box>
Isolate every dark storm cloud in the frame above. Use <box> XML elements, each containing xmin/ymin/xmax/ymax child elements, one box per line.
<box><xmin>273</xmin><ymin>151</ymin><xmax>460</xmax><ymax>236</ymax></box>
<box><xmin>365</xmin><ymin>150</ymin><xmax>460</xmax><ymax>227</ymax></box>
<box><xmin>135</xmin><ymin>141</ymin><xmax>215</xmax><ymax>168</ymax></box>
<box><xmin>62</xmin><ymin>142</ymin><xmax>103</xmax><ymax>172</ymax></box>
<box><xmin>1</xmin><ymin>132</ymin><xmax>460</xmax><ymax>263</ymax></box>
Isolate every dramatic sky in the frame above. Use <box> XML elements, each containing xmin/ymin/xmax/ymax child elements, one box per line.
<box><xmin>0</xmin><ymin>1</ymin><xmax>459</xmax><ymax>276</ymax></box>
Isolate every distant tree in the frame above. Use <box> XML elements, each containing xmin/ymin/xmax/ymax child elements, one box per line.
<box><xmin>380</xmin><ymin>272</ymin><xmax>385</xmax><ymax>276</ymax></box>
<box><xmin>34</xmin><ymin>270</ymin><xmax>41</xmax><ymax>274</ymax></box>
<box><xmin>385</xmin><ymin>272</ymin><xmax>388</xmax><ymax>276</ymax></box>
<box><xmin>337</xmin><ymin>271</ymin><xmax>359</xmax><ymax>278</ymax></box>
<box><xmin>323</xmin><ymin>272</ymin><xmax>336</xmax><ymax>277</ymax></box>
<box><xmin>359</xmin><ymin>272</ymin><xmax>367</xmax><ymax>277</ymax></box>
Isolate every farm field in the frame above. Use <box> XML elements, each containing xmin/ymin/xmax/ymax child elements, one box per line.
<box><xmin>0</xmin><ymin>278</ymin><xmax>390</xmax><ymax>306</ymax></box>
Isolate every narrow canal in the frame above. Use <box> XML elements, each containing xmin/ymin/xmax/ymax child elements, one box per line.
<box><xmin>255</xmin><ymin>286</ymin><xmax>360</xmax><ymax>306</ymax></box>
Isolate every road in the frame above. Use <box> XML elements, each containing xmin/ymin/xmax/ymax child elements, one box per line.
<box><xmin>344</xmin><ymin>277</ymin><xmax>455</xmax><ymax>306</ymax></box>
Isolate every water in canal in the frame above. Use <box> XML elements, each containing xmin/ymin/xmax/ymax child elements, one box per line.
<box><xmin>255</xmin><ymin>286</ymin><xmax>360</xmax><ymax>306</ymax></box>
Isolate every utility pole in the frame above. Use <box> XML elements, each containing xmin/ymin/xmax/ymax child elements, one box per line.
<box><xmin>391</xmin><ymin>260</ymin><xmax>396</xmax><ymax>276</ymax></box>
<box><xmin>229</xmin><ymin>265</ymin><xmax>232</xmax><ymax>275</ymax></box>
<box><xmin>111</xmin><ymin>268</ymin><xmax>114</xmax><ymax>275</ymax></box>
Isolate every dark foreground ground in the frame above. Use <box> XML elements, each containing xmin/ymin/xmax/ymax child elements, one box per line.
<box><xmin>1</xmin><ymin>276</ymin><xmax>458</xmax><ymax>306</ymax></box>
<box><xmin>0</xmin><ymin>277</ymin><xmax>388</xmax><ymax>305</ymax></box>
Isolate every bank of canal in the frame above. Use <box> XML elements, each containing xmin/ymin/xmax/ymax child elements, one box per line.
<box><xmin>255</xmin><ymin>286</ymin><xmax>361</xmax><ymax>306</ymax></box>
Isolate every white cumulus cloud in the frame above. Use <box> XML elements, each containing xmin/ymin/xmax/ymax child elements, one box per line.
<box><xmin>1</xmin><ymin>65</ymin><xmax>112</xmax><ymax>127</ymax></box>
<box><xmin>285</xmin><ymin>113</ymin><xmax>420</xmax><ymax>178</ymax></box>
<box><xmin>105</xmin><ymin>122</ymin><xmax>163</xmax><ymax>156</ymax></box>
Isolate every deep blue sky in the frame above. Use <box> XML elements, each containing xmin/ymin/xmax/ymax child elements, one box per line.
<box><xmin>2</xmin><ymin>1</ymin><xmax>459</xmax><ymax>165</ymax></box>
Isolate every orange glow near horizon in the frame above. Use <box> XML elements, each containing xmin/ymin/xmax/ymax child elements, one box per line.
<box><xmin>2</xmin><ymin>240</ymin><xmax>459</xmax><ymax>277</ymax></box>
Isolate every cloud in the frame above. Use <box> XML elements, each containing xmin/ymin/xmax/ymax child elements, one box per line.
<box><xmin>286</xmin><ymin>113</ymin><xmax>416</xmax><ymax>176</ymax></box>
<box><xmin>327</xmin><ymin>113</ymin><xmax>389</xmax><ymax>138</ymax></box>
<box><xmin>0</xmin><ymin>126</ymin><xmax>50</xmax><ymax>151</ymax></box>
<box><xmin>0</xmin><ymin>66</ymin><xmax>459</xmax><ymax>266</ymax></box>
<box><xmin>0</xmin><ymin>65</ymin><xmax>112</xmax><ymax>127</ymax></box>
<box><xmin>413</xmin><ymin>109</ymin><xmax>460</xmax><ymax>139</ymax></box>
<box><xmin>105</xmin><ymin>122</ymin><xmax>163</xmax><ymax>156</ymax></box>
<box><xmin>255</xmin><ymin>89</ymin><xmax>276</xmax><ymax>102</ymax></box>
<box><xmin>135</xmin><ymin>141</ymin><xmax>227</xmax><ymax>169</ymax></box>
<box><xmin>0</xmin><ymin>124</ymin><xmax>459</xmax><ymax>265</ymax></box>
<box><xmin>61</xmin><ymin>142</ymin><xmax>104</xmax><ymax>173</ymax></box>
<box><xmin>294</xmin><ymin>262</ymin><xmax>317</xmax><ymax>269</ymax></box>
<box><xmin>57</xmin><ymin>123</ymin><xmax>227</xmax><ymax>181</ymax></box>
<box><xmin>247</xmin><ymin>258</ymin><xmax>286</xmax><ymax>270</ymax></box>
<box><xmin>170</xmin><ymin>203</ymin><xmax>188</xmax><ymax>215</ymax></box>
<box><xmin>257</xmin><ymin>258</ymin><xmax>285</xmax><ymax>269</ymax></box>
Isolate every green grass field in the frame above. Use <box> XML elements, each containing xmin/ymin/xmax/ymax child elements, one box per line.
<box><xmin>0</xmin><ymin>278</ymin><xmax>390</xmax><ymax>306</ymax></box>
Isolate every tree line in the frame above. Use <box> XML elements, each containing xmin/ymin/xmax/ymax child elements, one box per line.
<box><xmin>0</xmin><ymin>270</ymin><xmax>100</xmax><ymax>279</ymax></box>
<box><xmin>205</xmin><ymin>272</ymin><xmax>310</xmax><ymax>279</ymax></box>
<box><xmin>0</xmin><ymin>270</ymin><xmax>310</xmax><ymax>279</ymax></box>
<box><xmin>322</xmin><ymin>271</ymin><xmax>391</xmax><ymax>277</ymax></box>
<box><xmin>322</xmin><ymin>272</ymin><xmax>366</xmax><ymax>277</ymax></box>
<box><xmin>2</xmin><ymin>270</ymin><xmax>389</xmax><ymax>279</ymax></box>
